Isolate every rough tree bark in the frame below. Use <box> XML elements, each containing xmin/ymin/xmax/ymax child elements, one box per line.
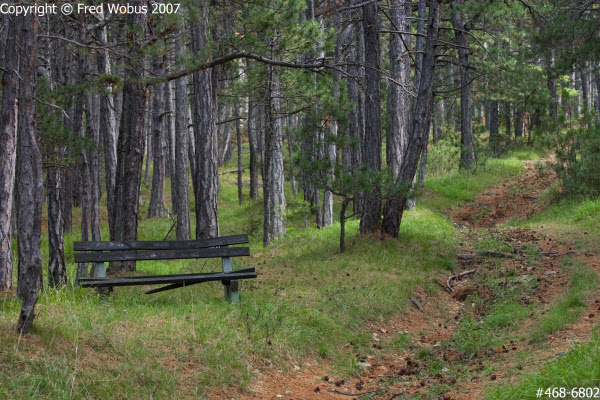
<box><xmin>263</xmin><ymin>66</ymin><xmax>287</xmax><ymax>246</ymax></box>
<box><xmin>148</xmin><ymin>58</ymin><xmax>167</xmax><ymax>219</ymax></box>
<box><xmin>164</xmin><ymin>81</ymin><xmax>176</xmax><ymax>180</ymax></box>
<box><xmin>174</xmin><ymin>29</ymin><xmax>191</xmax><ymax>240</ymax></box>
<box><xmin>16</xmin><ymin>12</ymin><xmax>43</xmax><ymax>333</ymax></box>
<box><xmin>514</xmin><ymin>106</ymin><xmax>523</xmax><ymax>137</ymax></box>
<box><xmin>382</xmin><ymin>0</ymin><xmax>410</xmax><ymax>237</ymax></box>
<box><xmin>191</xmin><ymin>1</ymin><xmax>220</xmax><ymax>238</ymax></box>
<box><xmin>547</xmin><ymin>50</ymin><xmax>558</xmax><ymax>119</ymax></box>
<box><xmin>47</xmin><ymin>166</ymin><xmax>66</xmax><ymax>287</ymax></box>
<box><xmin>97</xmin><ymin>22</ymin><xmax>118</xmax><ymax>240</ymax></box>
<box><xmin>452</xmin><ymin>2</ymin><xmax>475</xmax><ymax>170</ymax></box>
<box><xmin>489</xmin><ymin>101</ymin><xmax>499</xmax><ymax>155</ymax></box>
<box><xmin>323</xmin><ymin>12</ymin><xmax>345</xmax><ymax>227</ymax></box>
<box><xmin>235</xmin><ymin>99</ymin><xmax>244</xmax><ymax>204</ymax></box>
<box><xmin>112</xmin><ymin>7</ymin><xmax>148</xmax><ymax>273</ymax></box>
<box><xmin>359</xmin><ymin>0</ymin><xmax>382</xmax><ymax>234</ymax></box>
<box><xmin>390</xmin><ymin>0</ymin><xmax>441</xmax><ymax>237</ymax></box>
<box><xmin>0</xmin><ymin>13</ymin><xmax>21</xmax><ymax>291</ymax></box>
<box><xmin>248</xmin><ymin>99</ymin><xmax>260</xmax><ymax>201</ymax></box>
<box><xmin>404</xmin><ymin>0</ymin><xmax>425</xmax><ymax>211</ymax></box>
<box><xmin>73</xmin><ymin>46</ymin><xmax>92</xmax><ymax>281</ymax></box>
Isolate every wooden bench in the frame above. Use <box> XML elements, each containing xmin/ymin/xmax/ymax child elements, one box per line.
<box><xmin>74</xmin><ymin>234</ymin><xmax>256</xmax><ymax>303</ymax></box>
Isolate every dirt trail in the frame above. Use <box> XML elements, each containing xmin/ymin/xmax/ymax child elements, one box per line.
<box><xmin>211</xmin><ymin>161</ymin><xmax>600</xmax><ymax>400</ymax></box>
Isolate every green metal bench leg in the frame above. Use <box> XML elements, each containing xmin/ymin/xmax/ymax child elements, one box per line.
<box><xmin>91</xmin><ymin>262</ymin><xmax>111</xmax><ymax>294</ymax></box>
<box><xmin>221</xmin><ymin>255</ymin><xmax>239</xmax><ymax>303</ymax></box>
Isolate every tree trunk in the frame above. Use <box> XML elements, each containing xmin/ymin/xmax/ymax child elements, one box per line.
<box><xmin>514</xmin><ymin>106</ymin><xmax>523</xmax><ymax>137</ymax></box>
<box><xmin>287</xmin><ymin>116</ymin><xmax>297</xmax><ymax>195</ymax></box>
<box><xmin>113</xmin><ymin>8</ymin><xmax>148</xmax><ymax>273</ymax></box>
<box><xmin>174</xmin><ymin>30</ymin><xmax>191</xmax><ymax>240</ymax></box>
<box><xmin>347</xmin><ymin>17</ymin><xmax>362</xmax><ymax>214</ymax></box>
<box><xmin>504</xmin><ymin>102</ymin><xmax>511</xmax><ymax>137</ymax></box>
<box><xmin>452</xmin><ymin>2</ymin><xmax>475</xmax><ymax>170</ymax></box>
<box><xmin>547</xmin><ymin>51</ymin><xmax>558</xmax><ymax>119</ymax></box>
<box><xmin>235</xmin><ymin>99</ymin><xmax>244</xmax><ymax>205</ymax></box>
<box><xmin>391</xmin><ymin>0</ymin><xmax>441</xmax><ymax>237</ymax></box>
<box><xmin>16</xmin><ymin>12</ymin><xmax>43</xmax><ymax>333</ymax></box>
<box><xmin>359</xmin><ymin>1</ymin><xmax>382</xmax><ymax>234</ymax></box>
<box><xmin>263</xmin><ymin>67</ymin><xmax>287</xmax><ymax>246</ymax></box>
<box><xmin>404</xmin><ymin>0</ymin><xmax>423</xmax><ymax>211</ymax></box>
<box><xmin>248</xmin><ymin>99</ymin><xmax>260</xmax><ymax>201</ymax></box>
<box><xmin>382</xmin><ymin>0</ymin><xmax>411</xmax><ymax>237</ymax></box>
<box><xmin>0</xmin><ymin>14</ymin><xmax>21</xmax><ymax>291</ymax></box>
<box><xmin>165</xmin><ymin>81</ymin><xmax>176</xmax><ymax>180</ymax></box>
<box><xmin>191</xmin><ymin>2</ymin><xmax>220</xmax><ymax>238</ymax></box>
<box><xmin>47</xmin><ymin>167</ymin><xmax>66</xmax><ymax>287</ymax></box>
<box><xmin>97</xmin><ymin>23</ymin><xmax>118</xmax><ymax>240</ymax></box>
<box><xmin>323</xmin><ymin>12</ymin><xmax>344</xmax><ymax>227</ymax></box>
<box><xmin>489</xmin><ymin>101</ymin><xmax>499</xmax><ymax>155</ymax></box>
<box><xmin>148</xmin><ymin>68</ymin><xmax>166</xmax><ymax>218</ymax></box>
<box><xmin>75</xmin><ymin>72</ymin><xmax>91</xmax><ymax>281</ymax></box>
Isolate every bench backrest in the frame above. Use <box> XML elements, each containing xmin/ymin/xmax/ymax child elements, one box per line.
<box><xmin>74</xmin><ymin>234</ymin><xmax>249</xmax><ymax>263</ymax></box>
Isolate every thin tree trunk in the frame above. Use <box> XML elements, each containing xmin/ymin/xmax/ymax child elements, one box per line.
<box><xmin>165</xmin><ymin>81</ymin><xmax>176</xmax><ymax>179</ymax></box>
<box><xmin>504</xmin><ymin>102</ymin><xmax>511</xmax><ymax>137</ymax></box>
<box><xmin>383</xmin><ymin>0</ymin><xmax>410</xmax><ymax>236</ymax></box>
<box><xmin>75</xmin><ymin>72</ymin><xmax>91</xmax><ymax>281</ymax></box>
<box><xmin>287</xmin><ymin>116</ymin><xmax>297</xmax><ymax>195</ymax></box>
<box><xmin>0</xmin><ymin>14</ymin><xmax>21</xmax><ymax>291</ymax></box>
<box><xmin>391</xmin><ymin>0</ymin><xmax>441</xmax><ymax>237</ymax></box>
<box><xmin>235</xmin><ymin>99</ymin><xmax>244</xmax><ymax>205</ymax></box>
<box><xmin>547</xmin><ymin>51</ymin><xmax>558</xmax><ymax>119</ymax></box>
<box><xmin>489</xmin><ymin>101</ymin><xmax>499</xmax><ymax>155</ymax></box>
<box><xmin>404</xmin><ymin>0</ymin><xmax>424</xmax><ymax>211</ymax></box>
<box><xmin>47</xmin><ymin>167</ymin><xmax>66</xmax><ymax>287</ymax></box>
<box><xmin>191</xmin><ymin>2</ymin><xmax>220</xmax><ymax>238</ymax></box>
<box><xmin>248</xmin><ymin>99</ymin><xmax>260</xmax><ymax>201</ymax></box>
<box><xmin>452</xmin><ymin>2</ymin><xmax>475</xmax><ymax>170</ymax></box>
<box><xmin>97</xmin><ymin>23</ymin><xmax>118</xmax><ymax>240</ymax></box>
<box><xmin>359</xmin><ymin>1</ymin><xmax>382</xmax><ymax>234</ymax></box>
<box><xmin>148</xmin><ymin>71</ymin><xmax>166</xmax><ymax>218</ymax></box>
<box><xmin>85</xmin><ymin>87</ymin><xmax>102</xmax><ymax>243</ymax></box>
<box><xmin>113</xmin><ymin>8</ymin><xmax>148</xmax><ymax>273</ymax></box>
<box><xmin>514</xmin><ymin>106</ymin><xmax>523</xmax><ymax>137</ymax></box>
<box><xmin>174</xmin><ymin>30</ymin><xmax>191</xmax><ymax>240</ymax></box>
<box><xmin>263</xmin><ymin>66</ymin><xmax>287</xmax><ymax>246</ymax></box>
<box><xmin>16</xmin><ymin>12</ymin><xmax>43</xmax><ymax>333</ymax></box>
<box><xmin>323</xmin><ymin>13</ymin><xmax>343</xmax><ymax>227</ymax></box>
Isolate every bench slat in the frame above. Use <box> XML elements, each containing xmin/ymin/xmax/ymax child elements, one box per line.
<box><xmin>78</xmin><ymin>267</ymin><xmax>255</xmax><ymax>281</ymax></box>
<box><xmin>79</xmin><ymin>270</ymin><xmax>257</xmax><ymax>288</ymax></box>
<box><xmin>74</xmin><ymin>247</ymin><xmax>250</xmax><ymax>263</ymax></box>
<box><xmin>73</xmin><ymin>234</ymin><xmax>249</xmax><ymax>251</ymax></box>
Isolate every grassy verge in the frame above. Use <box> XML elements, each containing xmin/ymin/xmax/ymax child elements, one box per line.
<box><xmin>529</xmin><ymin>258</ymin><xmax>598</xmax><ymax>344</ymax></box>
<box><xmin>484</xmin><ymin>330</ymin><xmax>600</xmax><ymax>400</ymax></box>
<box><xmin>423</xmin><ymin>156</ymin><xmax>530</xmax><ymax>211</ymax></box>
<box><xmin>0</xmin><ymin>149</ymin><xmax>537</xmax><ymax>399</ymax></box>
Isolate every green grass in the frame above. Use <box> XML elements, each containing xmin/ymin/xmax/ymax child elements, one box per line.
<box><xmin>484</xmin><ymin>330</ymin><xmax>600</xmax><ymax>400</ymax></box>
<box><xmin>529</xmin><ymin>258</ymin><xmax>599</xmax><ymax>344</ymax></box>
<box><xmin>523</xmin><ymin>197</ymin><xmax>600</xmax><ymax>240</ymax></box>
<box><xmin>0</xmin><ymin>144</ymin><xmax>543</xmax><ymax>398</ymax></box>
<box><xmin>423</xmin><ymin>156</ymin><xmax>526</xmax><ymax>210</ymax></box>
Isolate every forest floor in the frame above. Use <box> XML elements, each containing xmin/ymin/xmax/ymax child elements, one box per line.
<box><xmin>212</xmin><ymin>161</ymin><xmax>600</xmax><ymax>400</ymax></box>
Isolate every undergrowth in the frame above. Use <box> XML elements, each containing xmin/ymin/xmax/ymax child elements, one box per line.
<box><xmin>0</xmin><ymin>146</ymin><xmax>544</xmax><ymax>398</ymax></box>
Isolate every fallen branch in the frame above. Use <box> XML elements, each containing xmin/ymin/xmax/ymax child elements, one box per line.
<box><xmin>446</xmin><ymin>269</ymin><xmax>476</xmax><ymax>293</ymax></box>
<box><xmin>329</xmin><ymin>388</ymin><xmax>377</xmax><ymax>396</ymax></box>
<box><xmin>219</xmin><ymin>166</ymin><xmax>248</xmax><ymax>175</ymax></box>
<box><xmin>456</xmin><ymin>251</ymin><xmax>520</xmax><ymax>260</ymax></box>
<box><xmin>409</xmin><ymin>298</ymin><xmax>425</xmax><ymax>313</ymax></box>
<box><xmin>540</xmin><ymin>250</ymin><xmax>576</xmax><ymax>257</ymax></box>
<box><xmin>385</xmin><ymin>393</ymin><xmax>405</xmax><ymax>400</ymax></box>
